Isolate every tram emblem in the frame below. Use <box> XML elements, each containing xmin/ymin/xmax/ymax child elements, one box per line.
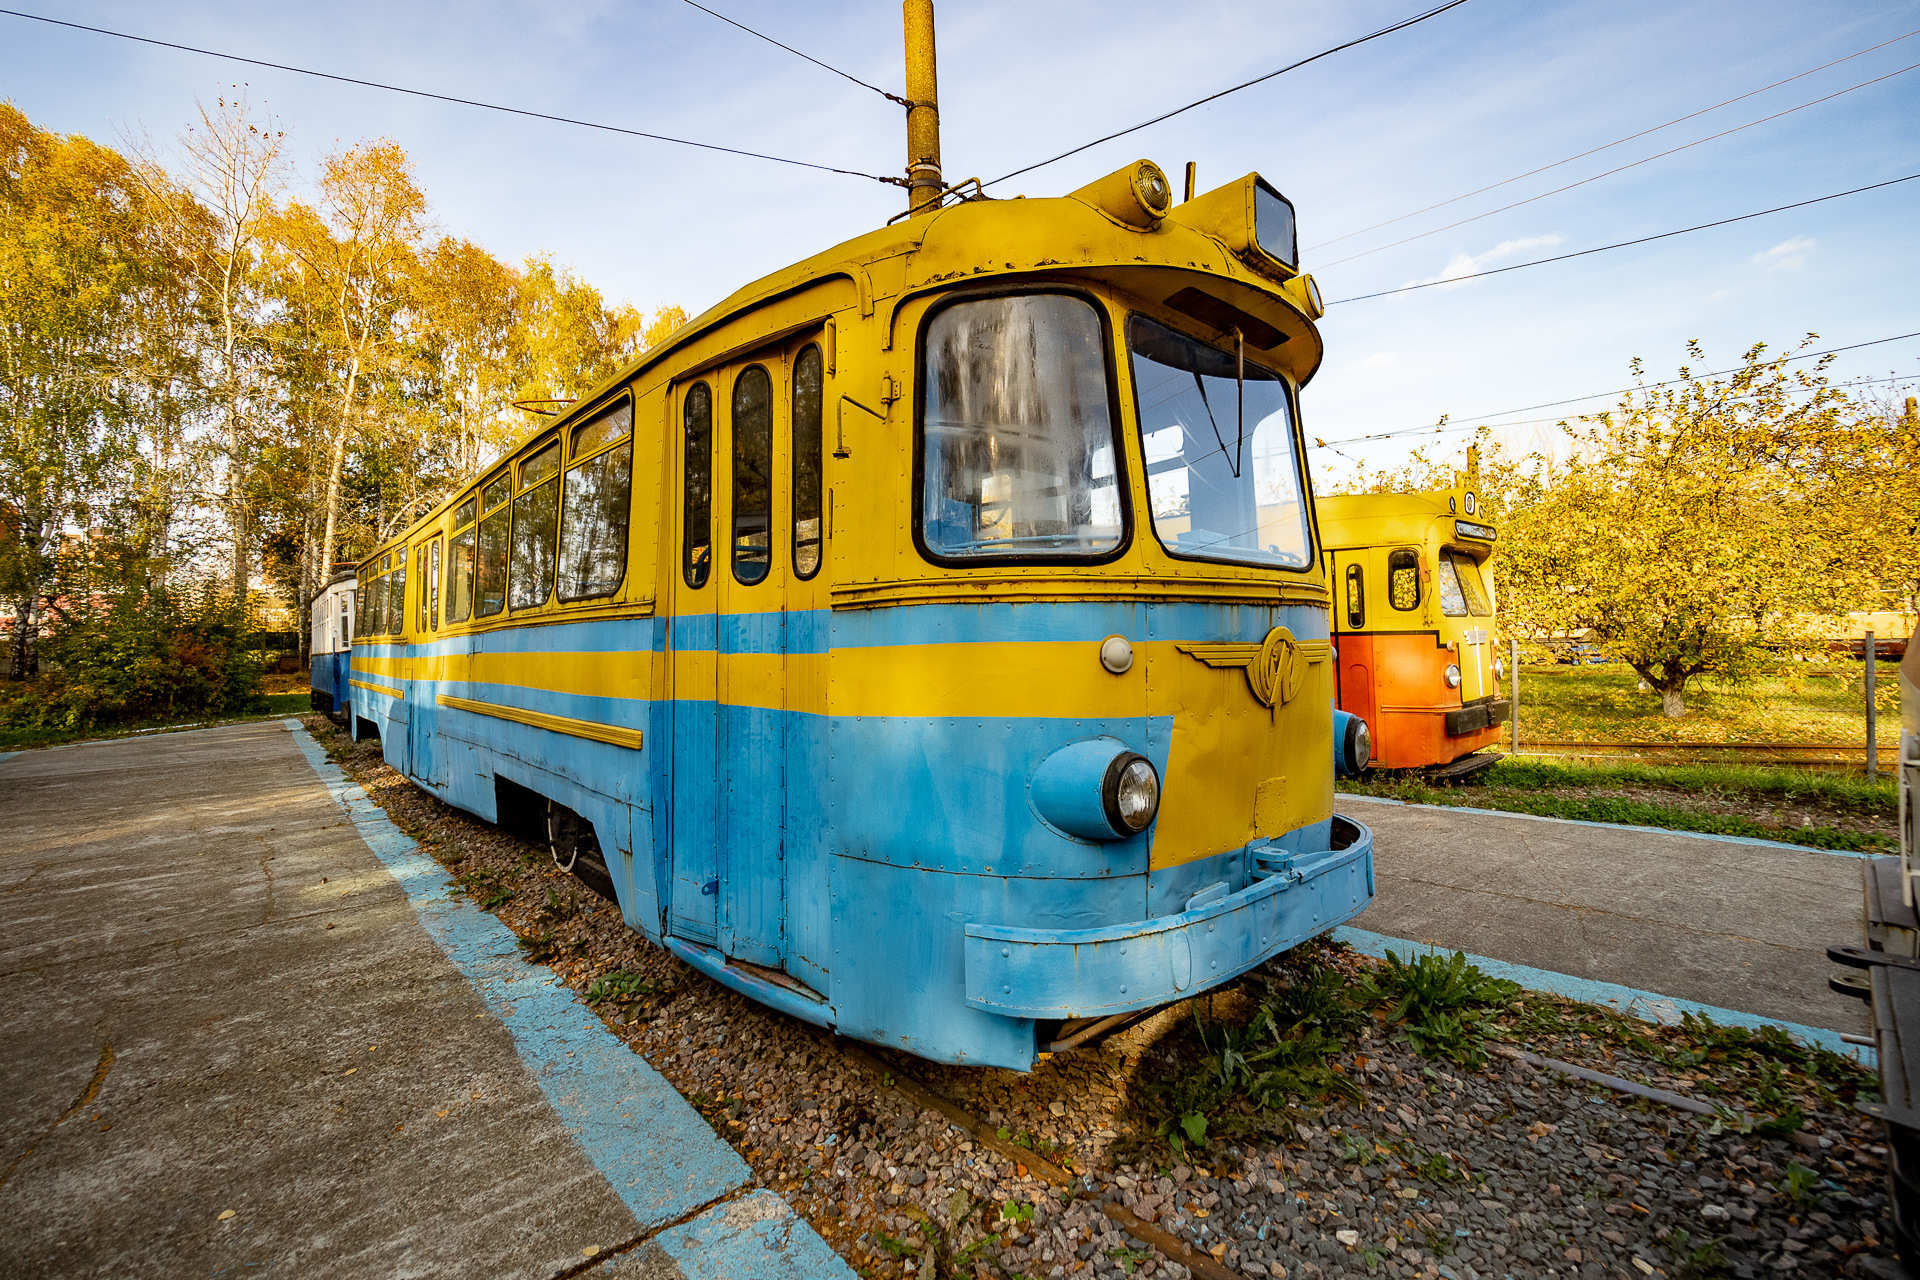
<box><xmin>1175</xmin><ymin>627</ymin><xmax>1331</xmax><ymax>708</ymax></box>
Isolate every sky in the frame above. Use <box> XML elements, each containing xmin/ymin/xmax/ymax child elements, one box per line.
<box><xmin>4</xmin><ymin>0</ymin><xmax>1917</xmax><ymax>490</ymax></box>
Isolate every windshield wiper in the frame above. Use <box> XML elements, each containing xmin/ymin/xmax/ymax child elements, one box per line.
<box><xmin>1188</xmin><ymin>328</ymin><xmax>1247</xmax><ymax>478</ymax></box>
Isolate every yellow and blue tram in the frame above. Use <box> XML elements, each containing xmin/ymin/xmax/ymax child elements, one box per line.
<box><xmin>345</xmin><ymin>160</ymin><xmax>1374</xmax><ymax>1069</ymax></box>
<box><xmin>1316</xmin><ymin>486</ymin><xmax>1508</xmax><ymax>776</ymax></box>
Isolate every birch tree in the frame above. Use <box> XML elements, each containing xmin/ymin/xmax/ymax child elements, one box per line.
<box><xmin>132</xmin><ymin>92</ymin><xmax>288</xmax><ymax>605</ymax></box>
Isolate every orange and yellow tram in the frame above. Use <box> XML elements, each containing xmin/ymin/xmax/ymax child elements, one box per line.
<box><xmin>1316</xmin><ymin>487</ymin><xmax>1508</xmax><ymax>775</ymax></box>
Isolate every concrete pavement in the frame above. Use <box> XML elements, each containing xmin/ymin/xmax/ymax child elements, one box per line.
<box><xmin>1344</xmin><ymin>794</ymin><xmax>1870</xmax><ymax>1039</ymax></box>
<box><xmin>0</xmin><ymin>721</ymin><xmax>850</xmax><ymax>1279</ymax></box>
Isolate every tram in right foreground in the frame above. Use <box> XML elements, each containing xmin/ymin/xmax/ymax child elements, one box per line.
<box><xmin>1829</xmin><ymin>636</ymin><xmax>1920</xmax><ymax>1271</ymax></box>
<box><xmin>1316</xmin><ymin>485</ymin><xmax>1509</xmax><ymax>777</ymax></box>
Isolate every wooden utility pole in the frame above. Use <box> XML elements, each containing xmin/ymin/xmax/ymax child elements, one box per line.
<box><xmin>904</xmin><ymin>0</ymin><xmax>942</xmax><ymax>214</ymax></box>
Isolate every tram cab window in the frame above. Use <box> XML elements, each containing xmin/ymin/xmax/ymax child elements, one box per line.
<box><xmin>920</xmin><ymin>293</ymin><xmax>1123</xmax><ymax>560</ymax></box>
<box><xmin>448</xmin><ymin>498</ymin><xmax>476</xmax><ymax>623</ymax></box>
<box><xmin>560</xmin><ymin>398</ymin><xmax>633</xmax><ymax>600</ymax></box>
<box><xmin>683</xmin><ymin>382</ymin><xmax>713</xmax><ymax>588</ymax></box>
<box><xmin>732</xmin><ymin>367</ymin><xmax>773</xmax><ymax>584</ymax></box>
<box><xmin>1388</xmin><ymin>548</ymin><xmax>1421</xmax><ymax>611</ymax></box>
<box><xmin>510</xmin><ymin>441</ymin><xmax>561</xmax><ymax>610</ymax></box>
<box><xmin>340</xmin><ymin>592</ymin><xmax>352</xmax><ymax>649</ymax></box>
<box><xmin>476</xmin><ymin>473</ymin><xmax>511</xmax><ymax>617</ymax></box>
<box><xmin>1127</xmin><ymin>313</ymin><xmax>1310</xmax><ymax>569</ymax></box>
<box><xmin>792</xmin><ymin>344</ymin><xmax>824</xmax><ymax>579</ymax></box>
<box><xmin>1437</xmin><ymin>549</ymin><xmax>1491</xmax><ymax>617</ymax></box>
<box><xmin>1345</xmin><ymin>563</ymin><xmax>1365</xmax><ymax>629</ymax></box>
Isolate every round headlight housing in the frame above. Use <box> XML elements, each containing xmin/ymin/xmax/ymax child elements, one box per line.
<box><xmin>1104</xmin><ymin>754</ymin><xmax>1160</xmax><ymax>835</ymax></box>
<box><xmin>1350</xmin><ymin>716</ymin><xmax>1371</xmax><ymax>772</ymax></box>
<box><xmin>1444</xmin><ymin>663</ymin><xmax>1462</xmax><ymax>689</ymax></box>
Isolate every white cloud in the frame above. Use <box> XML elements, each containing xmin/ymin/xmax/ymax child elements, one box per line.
<box><xmin>1753</xmin><ymin>236</ymin><xmax>1815</xmax><ymax>271</ymax></box>
<box><xmin>1408</xmin><ymin>235</ymin><xmax>1568</xmax><ymax>292</ymax></box>
<box><xmin>1343</xmin><ymin>352</ymin><xmax>1398</xmax><ymax>373</ymax></box>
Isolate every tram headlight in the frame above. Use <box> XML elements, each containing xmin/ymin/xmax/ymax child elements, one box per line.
<box><xmin>1494</xmin><ymin>656</ymin><xmax>1506</xmax><ymax>680</ymax></box>
<box><xmin>1030</xmin><ymin>740</ymin><xmax>1159</xmax><ymax>841</ymax></box>
<box><xmin>1334</xmin><ymin>710</ymin><xmax>1370</xmax><ymax>777</ymax></box>
<box><xmin>1106</xmin><ymin>756</ymin><xmax>1161</xmax><ymax>835</ymax></box>
<box><xmin>1444</xmin><ymin>663</ymin><xmax>1462</xmax><ymax>689</ymax></box>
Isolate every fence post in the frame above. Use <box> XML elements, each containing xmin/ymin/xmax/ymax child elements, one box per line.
<box><xmin>1867</xmin><ymin>630</ymin><xmax>1877</xmax><ymax>781</ymax></box>
<box><xmin>1511</xmin><ymin>636</ymin><xmax>1521</xmax><ymax>755</ymax></box>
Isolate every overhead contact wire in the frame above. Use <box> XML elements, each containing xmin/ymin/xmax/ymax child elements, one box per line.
<box><xmin>1307</xmin><ymin>27</ymin><xmax>1920</xmax><ymax>252</ymax></box>
<box><xmin>1319</xmin><ymin>59</ymin><xmax>1920</xmax><ymax>268</ymax></box>
<box><xmin>678</xmin><ymin>0</ymin><xmax>910</xmax><ymax>106</ymax></box>
<box><xmin>1308</xmin><ymin>333</ymin><xmax>1920</xmax><ymax>449</ymax></box>
<box><xmin>982</xmin><ymin>0</ymin><xmax>1473</xmax><ymax>189</ymax></box>
<box><xmin>0</xmin><ymin>7</ymin><xmax>899</xmax><ymax>183</ymax></box>
<box><xmin>1324</xmin><ymin>172</ymin><xmax>1920</xmax><ymax>305</ymax></box>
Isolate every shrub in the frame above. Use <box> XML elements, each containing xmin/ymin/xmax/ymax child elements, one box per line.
<box><xmin>0</xmin><ymin>582</ymin><xmax>265</xmax><ymax>732</ymax></box>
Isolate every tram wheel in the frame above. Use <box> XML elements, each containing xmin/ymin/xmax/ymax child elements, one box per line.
<box><xmin>547</xmin><ymin>800</ymin><xmax>618</xmax><ymax>903</ymax></box>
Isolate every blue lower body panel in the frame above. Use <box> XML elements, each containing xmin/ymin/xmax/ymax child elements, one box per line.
<box><xmin>962</xmin><ymin>816</ymin><xmax>1375</xmax><ymax>1018</ymax></box>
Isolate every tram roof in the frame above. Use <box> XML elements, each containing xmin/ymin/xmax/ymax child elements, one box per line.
<box><xmin>1315</xmin><ymin>488</ymin><xmax>1495</xmax><ymax>545</ymax></box>
<box><xmin>598</xmin><ymin>184</ymin><xmax>1325</xmax><ymax>407</ymax></box>
<box><xmin>359</xmin><ymin>183</ymin><xmax>1328</xmax><ymax>571</ymax></box>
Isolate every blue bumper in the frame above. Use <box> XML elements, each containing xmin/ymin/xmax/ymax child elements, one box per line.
<box><xmin>963</xmin><ymin>815</ymin><xmax>1375</xmax><ymax>1018</ymax></box>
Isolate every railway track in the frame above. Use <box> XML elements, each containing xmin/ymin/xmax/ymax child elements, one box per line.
<box><xmin>1513</xmin><ymin>739</ymin><xmax>1893</xmax><ymax>772</ymax></box>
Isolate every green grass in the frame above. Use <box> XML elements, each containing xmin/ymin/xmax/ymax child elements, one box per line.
<box><xmin>1341</xmin><ymin>755</ymin><xmax>1897</xmax><ymax>852</ymax></box>
<box><xmin>0</xmin><ymin>691</ymin><xmax>310</xmax><ymax>752</ymax></box>
<box><xmin>1514</xmin><ymin>662</ymin><xmax>1890</xmax><ymax>746</ymax></box>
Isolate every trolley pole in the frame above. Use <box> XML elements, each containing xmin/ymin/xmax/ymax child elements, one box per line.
<box><xmin>1867</xmin><ymin>630</ymin><xmax>1877</xmax><ymax>781</ymax></box>
<box><xmin>1510</xmin><ymin>636</ymin><xmax>1520</xmax><ymax>755</ymax></box>
<box><xmin>904</xmin><ymin>0</ymin><xmax>943</xmax><ymax>215</ymax></box>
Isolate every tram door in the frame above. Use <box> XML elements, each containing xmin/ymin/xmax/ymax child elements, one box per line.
<box><xmin>1330</xmin><ymin>552</ymin><xmax>1379</xmax><ymax>732</ymax></box>
<box><xmin>668</xmin><ymin>378</ymin><xmax>722</xmax><ymax>945</ymax></box>
<box><xmin>407</xmin><ymin>534</ymin><xmax>444</xmax><ymax>788</ymax></box>
<box><xmin>665</xmin><ymin>354</ymin><xmax>797</xmax><ymax>967</ymax></box>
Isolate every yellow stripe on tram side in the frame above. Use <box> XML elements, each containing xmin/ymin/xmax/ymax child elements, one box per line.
<box><xmin>825</xmin><ymin>642</ymin><xmax>1151</xmax><ymax>720</ymax></box>
<box><xmin>435</xmin><ymin>694</ymin><xmax>644</xmax><ymax>751</ymax></box>
<box><xmin>349</xmin><ymin>677</ymin><xmax>405</xmax><ymax>700</ymax></box>
<box><xmin>402</xmin><ymin>651</ymin><xmax>654</xmax><ymax>701</ymax></box>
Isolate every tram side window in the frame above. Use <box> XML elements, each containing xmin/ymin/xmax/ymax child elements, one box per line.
<box><xmin>428</xmin><ymin>539</ymin><xmax>441</xmax><ymax>630</ymax></box>
<box><xmin>448</xmin><ymin>498</ymin><xmax>476</xmax><ymax>623</ymax></box>
<box><xmin>1345</xmin><ymin>563</ymin><xmax>1364</xmax><ymax>629</ymax></box>
<box><xmin>733</xmin><ymin>366</ymin><xmax>773</xmax><ymax>584</ymax></box>
<box><xmin>510</xmin><ymin>441</ymin><xmax>561</xmax><ymax>609</ymax></box>
<box><xmin>921</xmin><ymin>294</ymin><xmax>1123</xmax><ymax>559</ymax></box>
<box><xmin>683</xmin><ymin>382</ymin><xmax>713</xmax><ymax>588</ymax></box>
<box><xmin>560</xmin><ymin>398</ymin><xmax>633</xmax><ymax>600</ymax></box>
<box><xmin>792</xmin><ymin>343</ymin><xmax>824</xmax><ymax>579</ymax></box>
<box><xmin>391</xmin><ymin>548</ymin><xmax>407</xmax><ymax>635</ymax></box>
<box><xmin>417</xmin><ymin>545</ymin><xmax>430</xmax><ymax>632</ymax></box>
<box><xmin>1439</xmin><ymin>549</ymin><xmax>1491</xmax><ymax>617</ymax></box>
<box><xmin>1388</xmin><ymin>548</ymin><xmax>1421</xmax><ymax>611</ymax></box>
<box><xmin>476</xmin><ymin>473</ymin><xmax>511</xmax><ymax>617</ymax></box>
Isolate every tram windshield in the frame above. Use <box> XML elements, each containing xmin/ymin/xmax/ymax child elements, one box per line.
<box><xmin>1437</xmin><ymin>549</ymin><xmax>1492</xmax><ymax>617</ymax></box>
<box><xmin>1127</xmin><ymin>314</ymin><xmax>1310</xmax><ymax>569</ymax></box>
<box><xmin>920</xmin><ymin>293</ymin><xmax>1123</xmax><ymax>559</ymax></box>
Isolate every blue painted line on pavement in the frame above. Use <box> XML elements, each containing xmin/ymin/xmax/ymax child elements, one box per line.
<box><xmin>277</xmin><ymin>724</ymin><xmax>791</xmax><ymax>1233</ymax></box>
<box><xmin>0</xmin><ymin>751</ymin><xmax>15</xmax><ymax>768</ymax></box>
<box><xmin>1337</xmin><ymin>791</ymin><xmax>1873</xmax><ymax>858</ymax></box>
<box><xmin>631</xmin><ymin>1190</ymin><xmax>858</xmax><ymax>1280</ymax></box>
<box><xmin>1334</xmin><ymin>925</ymin><xmax>1874</xmax><ymax>1067</ymax></box>
<box><xmin>280</xmin><ymin>721</ymin><xmax>855</xmax><ymax>1278</ymax></box>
